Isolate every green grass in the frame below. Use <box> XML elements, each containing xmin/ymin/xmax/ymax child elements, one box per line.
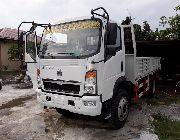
<box><xmin>152</xmin><ymin>113</ymin><xmax>180</xmax><ymax>140</ymax></box>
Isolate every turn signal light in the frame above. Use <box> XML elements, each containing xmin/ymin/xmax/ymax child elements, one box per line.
<box><xmin>85</xmin><ymin>70</ymin><xmax>96</xmax><ymax>78</ymax></box>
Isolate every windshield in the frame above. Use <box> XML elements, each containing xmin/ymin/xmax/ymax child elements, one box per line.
<box><xmin>40</xmin><ymin>19</ymin><xmax>101</xmax><ymax>58</ymax></box>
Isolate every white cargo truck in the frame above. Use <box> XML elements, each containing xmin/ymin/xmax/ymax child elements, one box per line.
<box><xmin>18</xmin><ymin>7</ymin><xmax>161</xmax><ymax>129</ymax></box>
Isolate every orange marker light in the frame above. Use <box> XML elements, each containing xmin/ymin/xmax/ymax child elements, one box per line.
<box><xmin>85</xmin><ymin>71</ymin><xmax>96</xmax><ymax>78</ymax></box>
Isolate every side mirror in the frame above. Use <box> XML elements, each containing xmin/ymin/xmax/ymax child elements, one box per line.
<box><xmin>106</xmin><ymin>23</ymin><xmax>117</xmax><ymax>45</ymax></box>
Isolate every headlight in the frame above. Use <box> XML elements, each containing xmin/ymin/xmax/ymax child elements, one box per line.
<box><xmin>84</xmin><ymin>70</ymin><xmax>97</xmax><ymax>94</ymax></box>
<box><xmin>37</xmin><ymin>69</ymin><xmax>42</xmax><ymax>89</ymax></box>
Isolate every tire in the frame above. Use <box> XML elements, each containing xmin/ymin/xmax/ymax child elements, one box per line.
<box><xmin>56</xmin><ymin>108</ymin><xmax>71</xmax><ymax>116</ymax></box>
<box><xmin>109</xmin><ymin>89</ymin><xmax>130</xmax><ymax>129</ymax></box>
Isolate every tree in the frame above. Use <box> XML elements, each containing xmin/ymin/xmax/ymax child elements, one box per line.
<box><xmin>133</xmin><ymin>24</ymin><xmax>144</xmax><ymax>41</ymax></box>
<box><xmin>142</xmin><ymin>21</ymin><xmax>151</xmax><ymax>40</ymax></box>
<box><xmin>8</xmin><ymin>44</ymin><xmax>20</xmax><ymax>60</ymax></box>
<box><xmin>159</xmin><ymin>5</ymin><xmax>180</xmax><ymax>40</ymax></box>
<box><xmin>8</xmin><ymin>43</ymin><xmax>24</xmax><ymax>71</ymax></box>
<box><xmin>133</xmin><ymin>21</ymin><xmax>156</xmax><ymax>41</ymax></box>
<box><xmin>143</xmin><ymin>21</ymin><xmax>151</xmax><ymax>33</ymax></box>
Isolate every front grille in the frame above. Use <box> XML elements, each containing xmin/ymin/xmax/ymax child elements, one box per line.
<box><xmin>43</xmin><ymin>80</ymin><xmax>80</xmax><ymax>94</ymax></box>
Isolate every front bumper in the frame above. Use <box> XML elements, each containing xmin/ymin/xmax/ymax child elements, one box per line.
<box><xmin>36</xmin><ymin>89</ymin><xmax>102</xmax><ymax>116</ymax></box>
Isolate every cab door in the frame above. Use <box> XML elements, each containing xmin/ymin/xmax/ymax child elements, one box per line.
<box><xmin>102</xmin><ymin>24</ymin><xmax>125</xmax><ymax>101</ymax></box>
<box><xmin>25</xmin><ymin>32</ymin><xmax>38</xmax><ymax>89</ymax></box>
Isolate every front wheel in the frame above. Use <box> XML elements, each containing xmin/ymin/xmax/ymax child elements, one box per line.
<box><xmin>109</xmin><ymin>89</ymin><xmax>130</xmax><ymax>129</ymax></box>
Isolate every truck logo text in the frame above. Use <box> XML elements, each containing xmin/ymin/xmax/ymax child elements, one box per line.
<box><xmin>57</xmin><ymin>69</ymin><xmax>62</xmax><ymax>76</ymax></box>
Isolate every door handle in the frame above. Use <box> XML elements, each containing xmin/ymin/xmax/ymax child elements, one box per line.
<box><xmin>121</xmin><ymin>61</ymin><xmax>123</xmax><ymax>72</ymax></box>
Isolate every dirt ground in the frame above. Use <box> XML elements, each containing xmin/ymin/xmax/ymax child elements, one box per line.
<box><xmin>0</xmin><ymin>83</ymin><xmax>179</xmax><ymax>140</ymax></box>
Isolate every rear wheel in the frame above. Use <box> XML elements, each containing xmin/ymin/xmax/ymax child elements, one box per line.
<box><xmin>109</xmin><ymin>89</ymin><xmax>130</xmax><ymax>129</ymax></box>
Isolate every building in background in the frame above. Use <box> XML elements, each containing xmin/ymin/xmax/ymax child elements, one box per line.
<box><xmin>0</xmin><ymin>28</ymin><xmax>41</xmax><ymax>71</ymax></box>
<box><xmin>0</xmin><ymin>28</ymin><xmax>21</xmax><ymax>71</ymax></box>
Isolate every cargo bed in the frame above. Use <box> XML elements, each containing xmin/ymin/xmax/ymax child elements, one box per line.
<box><xmin>125</xmin><ymin>55</ymin><xmax>161</xmax><ymax>83</ymax></box>
<box><xmin>136</xmin><ymin>57</ymin><xmax>161</xmax><ymax>80</ymax></box>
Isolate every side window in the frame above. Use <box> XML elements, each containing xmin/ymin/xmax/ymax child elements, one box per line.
<box><xmin>107</xmin><ymin>27</ymin><xmax>122</xmax><ymax>50</ymax></box>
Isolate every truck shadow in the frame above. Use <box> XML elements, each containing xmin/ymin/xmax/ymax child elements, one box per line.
<box><xmin>61</xmin><ymin>113</ymin><xmax>109</xmax><ymax>129</ymax></box>
<box><xmin>42</xmin><ymin>109</ymin><xmax>109</xmax><ymax>134</ymax></box>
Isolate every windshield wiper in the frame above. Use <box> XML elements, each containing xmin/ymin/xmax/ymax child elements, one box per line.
<box><xmin>57</xmin><ymin>52</ymin><xmax>81</xmax><ymax>58</ymax></box>
<box><xmin>42</xmin><ymin>52</ymin><xmax>80</xmax><ymax>58</ymax></box>
<box><xmin>57</xmin><ymin>52</ymin><xmax>75</xmax><ymax>55</ymax></box>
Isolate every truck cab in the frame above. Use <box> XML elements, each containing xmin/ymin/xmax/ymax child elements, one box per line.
<box><xmin>36</xmin><ymin>17</ymin><xmax>126</xmax><ymax>114</ymax></box>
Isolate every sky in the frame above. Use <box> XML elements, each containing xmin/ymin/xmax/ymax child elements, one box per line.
<box><xmin>0</xmin><ymin>0</ymin><xmax>179</xmax><ymax>31</ymax></box>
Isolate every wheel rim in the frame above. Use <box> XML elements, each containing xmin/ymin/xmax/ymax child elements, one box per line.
<box><xmin>118</xmin><ymin>97</ymin><xmax>128</xmax><ymax>121</ymax></box>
